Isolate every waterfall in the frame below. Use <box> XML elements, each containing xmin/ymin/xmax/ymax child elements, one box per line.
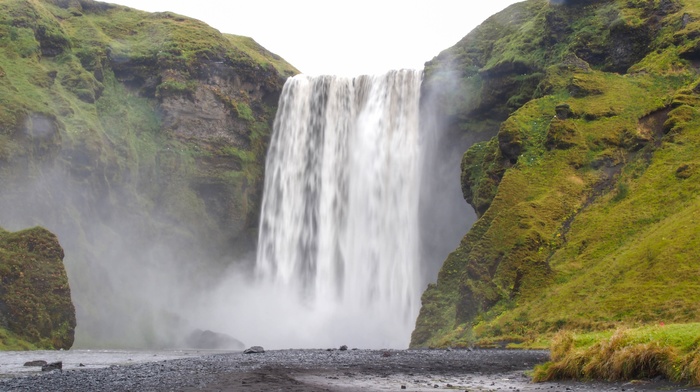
<box><xmin>255</xmin><ymin>70</ymin><xmax>424</xmax><ymax>348</ymax></box>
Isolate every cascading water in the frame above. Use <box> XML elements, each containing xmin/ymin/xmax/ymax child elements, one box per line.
<box><xmin>255</xmin><ymin>70</ymin><xmax>424</xmax><ymax>348</ymax></box>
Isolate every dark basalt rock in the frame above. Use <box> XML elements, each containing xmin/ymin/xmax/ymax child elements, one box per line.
<box><xmin>24</xmin><ymin>360</ymin><xmax>48</xmax><ymax>367</ymax></box>
<box><xmin>243</xmin><ymin>346</ymin><xmax>265</xmax><ymax>354</ymax></box>
<box><xmin>41</xmin><ymin>362</ymin><xmax>62</xmax><ymax>372</ymax></box>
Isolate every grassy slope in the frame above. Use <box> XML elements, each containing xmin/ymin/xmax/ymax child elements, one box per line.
<box><xmin>0</xmin><ymin>0</ymin><xmax>295</xmax><ymax>156</ymax></box>
<box><xmin>412</xmin><ymin>0</ymin><xmax>700</xmax><ymax>352</ymax></box>
<box><xmin>0</xmin><ymin>0</ymin><xmax>297</xmax><ymax>348</ymax></box>
<box><xmin>0</xmin><ymin>0</ymin><xmax>295</xmax><ymax>192</ymax></box>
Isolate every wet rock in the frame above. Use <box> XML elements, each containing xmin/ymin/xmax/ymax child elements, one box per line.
<box><xmin>243</xmin><ymin>346</ymin><xmax>265</xmax><ymax>354</ymax></box>
<box><xmin>0</xmin><ymin>227</ymin><xmax>76</xmax><ymax>350</ymax></box>
<box><xmin>185</xmin><ymin>329</ymin><xmax>245</xmax><ymax>350</ymax></box>
<box><xmin>24</xmin><ymin>360</ymin><xmax>48</xmax><ymax>367</ymax></box>
<box><xmin>41</xmin><ymin>361</ymin><xmax>62</xmax><ymax>371</ymax></box>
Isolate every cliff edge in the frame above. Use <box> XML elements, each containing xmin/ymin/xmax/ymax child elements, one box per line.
<box><xmin>0</xmin><ymin>0</ymin><xmax>297</xmax><ymax>347</ymax></box>
<box><xmin>413</xmin><ymin>0</ymin><xmax>700</xmax><ymax>348</ymax></box>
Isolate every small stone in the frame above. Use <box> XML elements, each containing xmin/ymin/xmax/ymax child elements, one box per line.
<box><xmin>243</xmin><ymin>346</ymin><xmax>265</xmax><ymax>354</ymax></box>
<box><xmin>24</xmin><ymin>360</ymin><xmax>48</xmax><ymax>367</ymax></box>
<box><xmin>401</xmin><ymin>386</ymin><xmax>406</xmax><ymax>390</ymax></box>
<box><xmin>41</xmin><ymin>361</ymin><xmax>62</xmax><ymax>371</ymax></box>
<box><xmin>339</xmin><ymin>345</ymin><xmax>348</xmax><ymax>351</ymax></box>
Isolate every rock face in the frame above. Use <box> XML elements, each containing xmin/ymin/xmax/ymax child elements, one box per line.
<box><xmin>0</xmin><ymin>0</ymin><xmax>297</xmax><ymax>347</ymax></box>
<box><xmin>0</xmin><ymin>227</ymin><xmax>76</xmax><ymax>350</ymax></box>
<box><xmin>412</xmin><ymin>0</ymin><xmax>700</xmax><ymax>347</ymax></box>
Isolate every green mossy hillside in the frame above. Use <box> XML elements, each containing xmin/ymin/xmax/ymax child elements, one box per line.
<box><xmin>0</xmin><ymin>0</ymin><xmax>297</xmax><ymax>347</ymax></box>
<box><xmin>412</xmin><ymin>0</ymin><xmax>700</xmax><ymax>350</ymax></box>
<box><xmin>0</xmin><ymin>226</ymin><xmax>75</xmax><ymax>350</ymax></box>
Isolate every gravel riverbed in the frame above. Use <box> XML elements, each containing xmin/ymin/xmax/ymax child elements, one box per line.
<box><xmin>0</xmin><ymin>348</ymin><xmax>697</xmax><ymax>391</ymax></box>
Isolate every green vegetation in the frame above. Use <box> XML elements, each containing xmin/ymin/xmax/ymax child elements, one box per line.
<box><xmin>0</xmin><ymin>227</ymin><xmax>75</xmax><ymax>350</ymax></box>
<box><xmin>534</xmin><ymin>324</ymin><xmax>700</xmax><ymax>385</ymax></box>
<box><xmin>225</xmin><ymin>34</ymin><xmax>299</xmax><ymax>76</ymax></box>
<box><xmin>0</xmin><ymin>0</ymin><xmax>297</xmax><ymax>347</ymax></box>
<box><xmin>0</xmin><ymin>327</ymin><xmax>40</xmax><ymax>350</ymax></box>
<box><xmin>0</xmin><ymin>0</ymin><xmax>296</xmax><ymax>244</ymax></box>
<box><xmin>412</xmin><ymin>0</ymin><xmax>700</xmax><ymax>373</ymax></box>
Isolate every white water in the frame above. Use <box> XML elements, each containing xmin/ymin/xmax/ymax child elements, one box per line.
<box><xmin>255</xmin><ymin>70</ymin><xmax>424</xmax><ymax>348</ymax></box>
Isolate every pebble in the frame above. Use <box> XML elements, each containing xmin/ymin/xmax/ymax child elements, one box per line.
<box><xmin>0</xmin><ymin>349</ymin><xmax>692</xmax><ymax>392</ymax></box>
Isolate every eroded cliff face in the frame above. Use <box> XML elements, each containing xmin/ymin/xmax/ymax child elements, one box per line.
<box><xmin>0</xmin><ymin>226</ymin><xmax>75</xmax><ymax>350</ymax></box>
<box><xmin>412</xmin><ymin>0</ymin><xmax>700</xmax><ymax>348</ymax></box>
<box><xmin>0</xmin><ymin>0</ymin><xmax>297</xmax><ymax>347</ymax></box>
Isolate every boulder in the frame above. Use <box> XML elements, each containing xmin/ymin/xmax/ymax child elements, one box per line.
<box><xmin>0</xmin><ymin>227</ymin><xmax>76</xmax><ymax>350</ymax></box>
<box><xmin>24</xmin><ymin>360</ymin><xmax>48</xmax><ymax>367</ymax></box>
<box><xmin>41</xmin><ymin>362</ymin><xmax>62</xmax><ymax>371</ymax></box>
<box><xmin>243</xmin><ymin>346</ymin><xmax>265</xmax><ymax>354</ymax></box>
<box><xmin>185</xmin><ymin>329</ymin><xmax>245</xmax><ymax>350</ymax></box>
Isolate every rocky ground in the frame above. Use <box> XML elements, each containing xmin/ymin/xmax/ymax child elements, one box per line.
<box><xmin>0</xmin><ymin>349</ymin><xmax>697</xmax><ymax>392</ymax></box>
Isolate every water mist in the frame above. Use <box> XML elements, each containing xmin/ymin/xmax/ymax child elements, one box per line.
<box><xmin>0</xmin><ymin>68</ymin><xmax>471</xmax><ymax>350</ymax></box>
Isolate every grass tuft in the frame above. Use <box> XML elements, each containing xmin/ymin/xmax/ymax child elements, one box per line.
<box><xmin>534</xmin><ymin>324</ymin><xmax>700</xmax><ymax>384</ymax></box>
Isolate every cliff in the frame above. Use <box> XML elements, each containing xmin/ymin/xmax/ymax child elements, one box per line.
<box><xmin>0</xmin><ymin>226</ymin><xmax>75</xmax><ymax>350</ymax></box>
<box><xmin>412</xmin><ymin>0</ymin><xmax>700</xmax><ymax>347</ymax></box>
<box><xmin>0</xmin><ymin>0</ymin><xmax>297</xmax><ymax>347</ymax></box>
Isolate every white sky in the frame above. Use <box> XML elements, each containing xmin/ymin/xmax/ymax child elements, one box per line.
<box><xmin>106</xmin><ymin>1</ymin><xmax>523</xmax><ymax>76</ymax></box>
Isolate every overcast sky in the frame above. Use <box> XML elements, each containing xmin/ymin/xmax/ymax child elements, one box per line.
<box><xmin>106</xmin><ymin>1</ymin><xmax>523</xmax><ymax>76</ymax></box>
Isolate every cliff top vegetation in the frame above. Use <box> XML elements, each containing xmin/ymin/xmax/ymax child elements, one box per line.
<box><xmin>412</xmin><ymin>0</ymin><xmax>700</xmax><ymax>368</ymax></box>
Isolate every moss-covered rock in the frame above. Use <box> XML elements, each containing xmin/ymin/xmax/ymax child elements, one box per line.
<box><xmin>0</xmin><ymin>226</ymin><xmax>76</xmax><ymax>350</ymax></box>
<box><xmin>0</xmin><ymin>0</ymin><xmax>298</xmax><ymax>347</ymax></box>
<box><xmin>412</xmin><ymin>0</ymin><xmax>700</xmax><ymax>348</ymax></box>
